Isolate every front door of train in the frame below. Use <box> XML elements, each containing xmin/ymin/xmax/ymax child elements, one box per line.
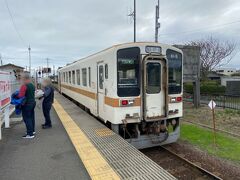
<box><xmin>143</xmin><ymin>56</ymin><xmax>167</xmax><ymax>121</ymax></box>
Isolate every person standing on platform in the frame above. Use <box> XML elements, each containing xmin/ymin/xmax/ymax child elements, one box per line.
<box><xmin>18</xmin><ymin>72</ymin><xmax>36</xmax><ymax>139</ymax></box>
<box><xmin>41</xmin><ymin>78</ymin><xmax>54</xmax><ymax>129</ymax></box>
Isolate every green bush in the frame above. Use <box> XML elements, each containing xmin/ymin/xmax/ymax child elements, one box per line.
<box><xmin>201</xmin><ymin>84</ymin><xmax>225</xmax><ymax>95</ymax></box>
<box><xmin>231</xmin><ymin>73</ymin><xmax>240</xmax><ymax>77</ymax></box>
<box><xmin>201</xmin><ymin>80</ymin><xmax>220</xmax><ymax>85</ymax></box>
<box><xmin>184</xmin><ymin>83</ymin><xmax>226</xmax><ymax>95</ymax></box>
<box><xmin>184</xmin><ymin>83</ymin><xmax>194</xmax><ymax>93</ymax></box>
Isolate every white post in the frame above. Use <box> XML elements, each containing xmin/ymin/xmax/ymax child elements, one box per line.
<box><xmin>4</xmin><ymin>105</ymin><xmax>10</xmax><ymax>128</ymax></box>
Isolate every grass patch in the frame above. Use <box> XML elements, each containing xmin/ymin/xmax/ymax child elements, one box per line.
<box><xmin>180</xmin><ymin>123</ymin><xmax>240</xmax><ymax>163</ymax></box>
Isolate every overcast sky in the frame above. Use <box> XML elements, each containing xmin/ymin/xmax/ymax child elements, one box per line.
<box><xmin>0</xmin><ymin>0</ymin><xmax>240</xmax><ymax>71</ymax></box>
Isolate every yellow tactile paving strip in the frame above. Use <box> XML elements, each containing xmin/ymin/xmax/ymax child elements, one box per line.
<box><xmin>53</xmin><ymin>99</ymin><xmax>120</xmax><ymax>180</ymax></box>
<box><xmin>95</xmin><ymin>128</ymin><xmax>114</xmax><ymax>137</ymax></box>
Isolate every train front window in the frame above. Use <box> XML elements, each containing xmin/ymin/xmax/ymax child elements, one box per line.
<box><xmin>117</xmin><ymin>47</ymin><xmax>140</xmax><ymax>97</ymax></box>
<box><xmin>166</xmin><ymin>49</ymin><xmax>182</xmax><ymax>94</ymax></box>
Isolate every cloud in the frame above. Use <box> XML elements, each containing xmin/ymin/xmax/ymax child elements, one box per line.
<box><xmin>0</xmin><ymin>0</ymin><xmax>239</xmax><ymax>69</ymax></box>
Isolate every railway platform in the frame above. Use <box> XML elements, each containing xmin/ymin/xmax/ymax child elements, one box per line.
<box><xmin>0</xmin><ymin>92</ymin><xmax>176</xmax><ymax>180</ymax></box>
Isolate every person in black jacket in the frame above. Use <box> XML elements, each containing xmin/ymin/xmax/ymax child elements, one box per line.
<box><xmin>41</xmin><ymin>78</ymin><xmax>54</xmax><ymax>129</ymax></box>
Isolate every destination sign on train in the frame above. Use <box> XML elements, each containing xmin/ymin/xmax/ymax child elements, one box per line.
<box><xmin>118</xmin><ymin>58</ymin><xmax>135</xmax><ymax>64</ymax></box>
<box><xmin>145</xmin><ymin>46</ymin><xmax>161</xmax><ymax>54</ymax></box>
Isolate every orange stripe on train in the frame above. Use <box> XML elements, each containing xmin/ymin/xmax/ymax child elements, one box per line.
<box><xmin>61</xmin><ymin>84</ymin><xmax>141</xmax><ymax>107</ymax></box>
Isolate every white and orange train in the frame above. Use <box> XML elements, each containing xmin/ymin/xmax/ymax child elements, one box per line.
<box><xmin>58</xmin><ymin>42</ymin><xmax>183</xmax><ymax>149</ymax></box>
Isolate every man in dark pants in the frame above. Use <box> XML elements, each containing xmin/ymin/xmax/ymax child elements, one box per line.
<box><xmin>18</xmin><ymin>73</ymin><xmax>36</xmax><ymax>139</ymax></box>
<box><xmin>41</xmin><ymin>78</ymin><xmax>54</xmax><ymax>129</ymax></box>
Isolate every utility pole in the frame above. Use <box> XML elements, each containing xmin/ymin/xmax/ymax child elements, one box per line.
<box><xmin>46</xmin><ymin>58</ymin><xmax>49</xmax><ymax>77</ymax></box>
<box><xmin>0</xmin><ymin>54</ymin><xmax>3</xmax><ymax>66</ymax></box>
<box><xmin>155</xmin><ymin>0</ymin><xmax>160</xmax><ymax>43</ymax></box>
<box><xmin>28</xmin><ymin>45</ymin><xmax>31</xmax><ymax>75</ymax></box>
<box><xmin>134</xmin><ymin>0</ymin><xmax>136</xmax><ymax>42</ymax></box>
<box><xmin>128</xmin><ymin>0</ymin><xmax>136</xmax><ymax>42</ymax></box>
<box><xmin>53</xmin><ymin>65</ymin><xmax>55</xmax><ymax>82</ymax></box>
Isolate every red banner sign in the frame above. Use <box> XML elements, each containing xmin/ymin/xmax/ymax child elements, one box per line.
<box><xmin>0</xmin><ymin>71</ymin><xmax>11</xmax><ymax>109</ymax></box>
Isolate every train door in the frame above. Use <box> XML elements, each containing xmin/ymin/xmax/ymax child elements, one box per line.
<box><xmin>143</xmin><ymin>57</ymin><xmax>167</xmax><ymax>121</ymax></box>
<box><xmin>97</xmin><ymin>63</ymin><xmax>105</xmax><ymax>118</ymax></box>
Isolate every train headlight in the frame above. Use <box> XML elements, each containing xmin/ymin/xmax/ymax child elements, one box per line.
<box><xmin>169</xmin><ymin>96</ymin><xmax>182</xmax><ymax>103</ymax></box>
<box><xmin>176</xmin><ymin>97</ymin><xmax>182</xmax><ymax>102</ymax></box>
<box><xmin>121</xmin><ymin>100</ymin><xmax>129</xmax><ymax>106</ymax></box>
<box><xmin>120</xmin><ymin>99</ymin><xmax>134</xmax><ymax>106</ymax></box>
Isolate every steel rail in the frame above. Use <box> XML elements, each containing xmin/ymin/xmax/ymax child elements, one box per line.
<box><xmin>160</xmin><ymin>146</ymin><xmax>223</xmax><ymax>180</ymax></box>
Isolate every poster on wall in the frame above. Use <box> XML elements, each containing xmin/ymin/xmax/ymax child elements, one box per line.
<box><xmin>0</xmin><ymin>71</ymin><xmax>11</xmax><ymax>109</ymax></box>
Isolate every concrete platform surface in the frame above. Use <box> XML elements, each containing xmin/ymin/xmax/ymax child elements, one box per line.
<box><xmin>0</xmin><ymin>101</ymin><xmax>90</xmax><ymax>180</ymax></box>
<box><xmin>54</xmin><ymin>93</ymin><xmax>176</xmax><ymax>180</ymax></box>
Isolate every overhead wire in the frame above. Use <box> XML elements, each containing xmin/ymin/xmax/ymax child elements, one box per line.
<box><xmin>4</xmin><ymin>0</ymin><xmax>27</xmax><ymax>47</ymax></box>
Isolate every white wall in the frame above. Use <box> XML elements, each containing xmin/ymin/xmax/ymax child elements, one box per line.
<box><xmin>216</xmin><ymin>68</ymin><xmax>237</xmax><ymax>76</ymax></box>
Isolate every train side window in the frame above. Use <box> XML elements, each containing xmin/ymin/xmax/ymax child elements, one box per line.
<box><xmin>99</xmin><ymin>65</ymin><xmax>104</xmax><ymax>89</ymax></box>
<box><xmin>66</xmin><ymin>72</ymin><xmax>68</xmax><ymax>83</ymax></box>
<box><xmin>82</xmin><ymin>68</ymin><xmax>87</xmax><ymax>86</ymax></box>
<box><xmin>105</xmin><ymin>64</ymin><xmax>108</xmax><ymax>79</ymax></box>
<box><xmin>88</xmin><ymin>67</ymin><xmax>91</xmax><ymax>87</ymax></box>
<box><xmin>69</xmin><ymin>71</ymin><xmax>71</xmax><ymax>84</ymax></box>
<box><xmin>76</xmin><ymin>69</ymin><xmax>80</xmax><ymax>85</ymax></box>
<box><xmin>72</xmin><ymin>70</ymin><xmax>75</xmax><ymax>84</ymax></box>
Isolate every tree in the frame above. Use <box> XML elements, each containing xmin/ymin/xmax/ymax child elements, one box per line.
<box><xmin>189</xmin><ymin>36</ymin><xmax>236</xmax><ymax>80</ymax></box>
<box><xmin>231</xmin><ymin>72</ymin><xmax>240</xmax><ymax>77</ymax></box>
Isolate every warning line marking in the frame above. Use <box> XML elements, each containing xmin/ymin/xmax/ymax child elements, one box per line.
<box><xmin>53</xmin><ymin>99</ymin><xmax>120</xmax><ymax>180</ymax></box>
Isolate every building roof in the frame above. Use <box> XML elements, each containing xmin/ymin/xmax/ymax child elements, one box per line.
<box><xmin>207</xmin><ymin>71</ymin><xmax>224</xmax><ymax>78</ymax></box>
<box><xmin>0</xmin><ymin>63</ymin><xmax>24</xmax><ymax>70</ymax></box>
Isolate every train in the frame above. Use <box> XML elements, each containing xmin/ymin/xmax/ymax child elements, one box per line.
<box><xmin>58</xmin><ymin>42</ymin><xmax>183</xmax><ymax>149</ymax></box>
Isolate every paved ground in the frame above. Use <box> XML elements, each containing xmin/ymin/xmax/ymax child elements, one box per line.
<box><xmin>0</xmin><ymin>101</ymin><xmax>90</xmax><ymax>180</ymax></box>
<box><xmin>54</xmin><ymin>93</ymin><xmax>176</xmax><ymax>180</ymax></box>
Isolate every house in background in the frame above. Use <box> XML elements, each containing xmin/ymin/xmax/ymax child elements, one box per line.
<box><xmin>215</xmin><ymin>68</ymin><xmax>237</xmax><ymax>76</ymax></box>
<box><xmin>0</xmin><ymin>63</ymin><xmax>24</xmax><ymax>81</ymax></box>
<box><xmin>207</xmin><ymin>71</ymin><xmax>224</xmax><ymax>81</ymax></box>
<box><xmin>0</xmin><ymin>63</ymin><xmax>24</xmax><ymax>93</ymax></box>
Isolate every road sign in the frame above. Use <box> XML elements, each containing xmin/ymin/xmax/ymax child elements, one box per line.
<box><xmin>208</xmin><ymin>99</ymin><xmax>217</xmax><ymax>148</ymax></box>
<box><xmin>208</xmin><ymin>100</ymin><xmax>216</xmax><ymax>109</ymax></box>
<box><xmin>0</xmin><ymin>71</ymin><xmax>11</xmax><ymax>139</ymax></box>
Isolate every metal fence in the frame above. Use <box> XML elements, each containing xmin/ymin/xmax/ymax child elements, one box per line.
<box><xmin>184</xmin><ymin>93</ymin><xmax>240</xmax><ymax>110</ymax></box>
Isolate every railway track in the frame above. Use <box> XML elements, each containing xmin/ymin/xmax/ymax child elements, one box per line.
<box><xmin>142</xmin><ymin>146</ymin><xmax>222</xmax><ymax>180</ymax></box>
